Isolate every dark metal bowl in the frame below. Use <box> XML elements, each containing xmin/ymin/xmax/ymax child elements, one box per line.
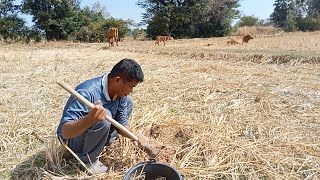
<box><xmin>123</xmin><ymin>159</ymin><xmax>182</xmax><ymax>180</ymax></box>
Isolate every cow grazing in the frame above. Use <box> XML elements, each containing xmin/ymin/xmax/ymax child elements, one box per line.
<box><xmin>155</xmin><ymin>36</ymin><xmax>173</xmax><ymax>46</ymax></box>
<box><xmin>106</xmin><ymin>27</ymin><xmax>119</xmax><ymax>47</ymax></box>
<box><xmin>227</xmin><ymin>38</ymin><xmax>241</xmax><ymax>45</ymax></box>
<box><xmin>242</xmin><ymin>34</ymin><xmax>254</xmax><ymax>45</ymax></box>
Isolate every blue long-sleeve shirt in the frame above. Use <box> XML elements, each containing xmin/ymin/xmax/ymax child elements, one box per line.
<box><xmin>57</xmin><ymin>73</ymin><xmax>129</xmax><ymax>138</ymax></box>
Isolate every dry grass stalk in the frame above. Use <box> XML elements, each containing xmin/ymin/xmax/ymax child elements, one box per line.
<box><xmin>130</xmin><ymin>164</ymin><xmax>146</xmax><ymax>180</ymax></box>
<box><xmin>237</xmin><ymin>26</ymin><xmax>258</xmax><ymax>36</ymax></box>
<box><xmin>236</xmin><ymin>26</ymin><xmax>283</xmax><ymax>36</ymax></box>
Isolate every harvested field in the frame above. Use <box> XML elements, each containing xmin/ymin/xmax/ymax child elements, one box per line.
<box><xmin>1</xmin><ymin>31</ymin><xmax>320</xmax><ymax>179</ymax></box>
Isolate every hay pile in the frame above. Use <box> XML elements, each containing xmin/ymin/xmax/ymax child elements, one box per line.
<box><xmin>0</xmin><ymin>32</ymin><xmax>320</xmax><ymax>179</ymax></box>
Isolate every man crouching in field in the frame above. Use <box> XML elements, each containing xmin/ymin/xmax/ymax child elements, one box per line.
<box><xmin>57</xmin><ymin>58</ymin><xmax>148</xmax><ymax>173</ymax></box>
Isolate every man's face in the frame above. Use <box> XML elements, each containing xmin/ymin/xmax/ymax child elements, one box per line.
<box><xmin>117</xmin><ymin>77</ymin><xmax>139</xmax><ymax>97</ymax></box>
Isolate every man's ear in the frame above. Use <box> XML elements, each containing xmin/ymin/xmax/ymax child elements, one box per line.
<box><xmin>115</xmin><ymin>76</ymin><xmax>121</xmax><ymax>83</ymax></box>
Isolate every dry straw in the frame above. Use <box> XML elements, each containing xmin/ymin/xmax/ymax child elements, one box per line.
<box><xmin>1</xmin><ymin>32</ymin><xmax>320</xmax><ymax>179</ymax></box>
<box><xmin>236</xmin><ymin>26</ymin><xmax>283</xmax><ymax>36</ymax></box>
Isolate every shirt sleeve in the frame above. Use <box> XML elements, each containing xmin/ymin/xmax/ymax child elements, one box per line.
<box><xmin>115</xmin><ymin>96</ymin><xmax>129</xmax><ymax>126</ymax></box>
<box><xmin>61</xmin><ymin>89</ymin><xmax>91</xmax><ymax>124</ymax></box>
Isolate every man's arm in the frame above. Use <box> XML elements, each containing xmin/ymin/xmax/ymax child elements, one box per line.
<box><xmin>115</xmin><ymin>97</ymin><xmax>148</xmax><ymax>148</ymax></box>
<box><xmin>61</xmin><ymin>101</ymin><xmax>106</xmax><ymax>139</ymax></box>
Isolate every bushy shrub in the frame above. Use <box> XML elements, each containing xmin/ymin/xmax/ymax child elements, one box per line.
<box><xmin>297</xmin><ymin>18</ymin><xmax>320</xmax><ymax>31</ymax></box>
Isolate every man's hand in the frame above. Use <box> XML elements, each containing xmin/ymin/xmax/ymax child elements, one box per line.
<box><xmin>86</xmin><ymin>101</ymin><xmax>106</xmax><ymax>124</ymax></box>
<box><xmin>132</xmin><ymin>132</ymin><xmax>159</xmax><ymax>158</ymax></box>
<box><xmin>132</xmin><ymin>132</ymin><xmax>148</xmax><ymax>150</ymax></box>
<box><xmin>120</xmin><ymin>126</ymin><xmax>158</xmax><ymax>158</ymax></box>
<box><xmin>61</xmin><ymin>101</ymin><xmax>106</xmax><ymax>139</ymax></box>
<box><xmin>120</xmin><ymin>126</ymin><xmax>153</xmax><ymax>152</ymax></box>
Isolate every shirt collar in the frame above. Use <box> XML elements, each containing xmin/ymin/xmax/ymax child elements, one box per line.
<box><xmin>102</xmin><ymin>73</ymin><xmax>111</xmax><ymax>101</ymax></box>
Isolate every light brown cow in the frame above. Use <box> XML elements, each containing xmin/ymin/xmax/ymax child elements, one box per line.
<box><xmin>226</xmin><ymin>34</ymin><xmax>254</xmax><ymax>45</ymax></box>
<box><xmin>227</xmin><ymin>38</ymin><xmax>241</xmax><ymax>45</ymax></box>
<box><xmin>155</xmin><ymin>36</ymin><xmax>173</xmax><ymax>46</ymax></box>
<box><xmin>106</xmin><ymin>27</ymin><xmax>119</xmax><ymax>47</ymax></box>
<box><xmin>242</xmin><ymin>34</ymin><xmax>254</xmax><ymax>45</ymax></box>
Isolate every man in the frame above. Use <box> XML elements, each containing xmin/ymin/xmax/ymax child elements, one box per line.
<box><xmin>57</xmin><ymin>58</ymin><xmax>147</xmax><ymax>173</ymax></box>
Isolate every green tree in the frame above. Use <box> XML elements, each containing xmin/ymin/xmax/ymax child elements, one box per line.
<box><xmin>0</xmin><ymin>0</ymin><xmax>28</xmax><ymax>42</ymax></box>
<box><xmin>237</xmin><ymin>15</ymin><xmax>259</xmax><ymax>27</ymax></box>
<box><xmin>287</xmin><ymin>0</ymin><xmax>298</xmax><ymax>31</ymax></box>
<box><xmin>270</xmin><ymin>0</ymin><xmax>297</xmax><ymax>31</ymax></box>
<box><xmin>138</xmin><ymin>0</ymin><xmax>191</xmax><ymax>38</ymax></box>
<box><xmin>271</xmin><ymin>0</ymin><xmax>288</xmax><ymax>29</ymax></box>
<box><xmin>0</xmin><ymin>14</ymin><xmax>26</xmax><ymax>42</ymax></box>
<box><xmin>69</xmin><ymin>4</ymin><xmax>107</xmax><ymax>42</ymax></box>
<box><xmin>192</xmin><ymin>0</ymin><xmax>240</xmax><ymax>37</ymax></box>
<box><xmin>307</xmin><ymin>0</ymin><xmax>320</xmax><ymax>18</ymax></box>
<box><xmin>294</xmin><ymin>0</ymin><xmax>320</xmax><ymax>31</ymax></box>
<box><xmin>0</xmin><ymin>0</ymin><xmax>19</xmax><ymax>18</ymax></box>
<box><xmin>297</xmin><ymin>17</ymin><xmax>320</xmax><ymax>31</ymax></box>
<box><xmin>22</xmin><ymin>0</ymin><xmax>81</xmax><ymax>40</ymax></box>
<box><xmin>138</xmin><ymin>0</ymin><xmax>240</xmax><ymax>38</ymax></box>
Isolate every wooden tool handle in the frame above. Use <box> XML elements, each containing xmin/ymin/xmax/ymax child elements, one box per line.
<box><xmin>57</xmin><ymin>81</ymin><xmax>139</xmax><ymax>141</ymax></box>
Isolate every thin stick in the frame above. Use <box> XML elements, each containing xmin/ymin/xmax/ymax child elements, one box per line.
<box><xmin>58</xmin><ymin>137</ymin><xmax>90</xmax><ymax>173</ymax></box>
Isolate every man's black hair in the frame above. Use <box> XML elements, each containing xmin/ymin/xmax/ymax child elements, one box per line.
<box><xmin>109</xmin><ymin>58</ymin><xmax>144</xmax><ymax>82</ymax></box>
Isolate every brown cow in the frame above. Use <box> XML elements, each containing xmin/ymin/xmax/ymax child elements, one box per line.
<box><xmin>155</xmin><ymin>36</ymin><xmax>173</xmax><ymax>46</ymax></box>
<box><xmin>227</xmin><ymin>38</ymin><xmax>241</xmax><ymax>45</ymax></box>
<box><xmin>106</xmin><ymin>27</ymin><xmax>119</xmax><ymax>47</ymax></box>
<box><xmin>168</xmin><ymin>36</ymin><xmax>174</xmax><ymax>40</ymax></box>
<box><xmin>242</xmin><ymin>34</ymin><xmax>254</xmax><ymax>45</ymax></box>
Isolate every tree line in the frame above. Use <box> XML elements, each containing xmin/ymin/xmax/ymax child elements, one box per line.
<box><xmin>1</xmin><ymin>0</ymin><xmax>320</xmax><ymax>43</ymax></box>
<box><xmin>0</xmin><ymin>0</ymin><xmax>132</xmax><ymax>43</ymax></box>
<box><xmin>270</xmin><ymin>0</ymin><xmax>320</xmax><ymax>32</ymax></box>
